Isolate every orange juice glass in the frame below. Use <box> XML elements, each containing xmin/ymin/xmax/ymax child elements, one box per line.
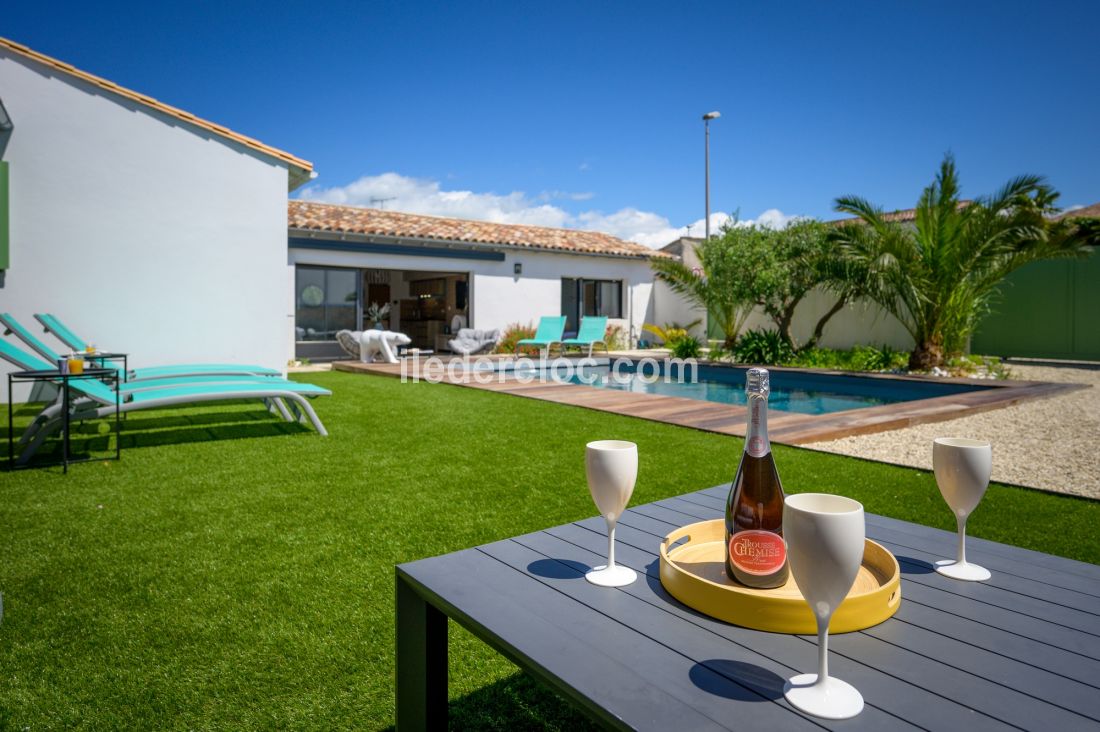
<box><xmin>68</xmin><ymin>358</ymin><xmax>85</xmax><ymax>375</ymax></box>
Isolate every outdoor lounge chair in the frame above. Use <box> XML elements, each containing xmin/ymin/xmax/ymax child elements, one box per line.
<box><xmin>25</xmin><ymin>313</ymin><xmax>281</xmax><ymax>380</ymax></box>
<box><xmin>515</xmin><ymin>316</ymin><xmax>567</xmax><ymax>359</ymax></box>
<box><xmin>3</xmin><ymin>332</ymin><xmax>323</xmax><ymax>411</ymax></box>
<box><xmin>447</xmin><ymin>328</ymin><xmax>500</xmax><ymax>356</ymax></box>
<box><xmin>560</xmin><ymin>316</ymin><xmax>610</xmax><ymax>357</ymax></box>
<box><xmin>0</xmin><ymin>339</ymin><xmax>331</xmax><ymax>465</ymax></box>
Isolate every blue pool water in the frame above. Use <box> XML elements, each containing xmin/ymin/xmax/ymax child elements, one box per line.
<box><xmin>566</xmin><ymin>361</ymin><xmax>991</xmax><ymax>415</ymax></box>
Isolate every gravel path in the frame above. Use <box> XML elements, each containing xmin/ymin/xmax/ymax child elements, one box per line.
<box><xmin>804</xmin><ymin>364</ymin><xmax>1100</xmax><ymax>499</ymax></box>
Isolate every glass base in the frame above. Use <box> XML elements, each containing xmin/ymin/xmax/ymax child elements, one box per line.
<box><xmin>935</xmin><ymin>559</ymin><xmax>991</xmax><ymax>581</ymax></box>
<box><xmin>585</xmin><ymin>565</ymin><xmax>637</xmax><ymax>587</ymax></box>
<box><xmin>784</xmin><ymin>674</ymin><xmax>864</xmax><ymax>719</ymax></box>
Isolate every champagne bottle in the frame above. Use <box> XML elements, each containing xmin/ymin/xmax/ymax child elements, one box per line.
<box><xmin>725</xmin><ymin>368</ymin><xmax>790</xmax><ymax>588</ymax></box>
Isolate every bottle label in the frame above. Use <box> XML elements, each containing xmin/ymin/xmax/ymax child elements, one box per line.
<box><xmin>745</xmin><ymin>399</ymin><xmax>769</xmax><ymax>457</ymax></box>
<box><xmin>729</xmin><ymin>530</ymin><xmax>787</xmax><ymax>576</ymax></box>
<box><xmin>746</xmin><ymin>436</ymin><xmax>767</xmax><ymax>457</ymax></box>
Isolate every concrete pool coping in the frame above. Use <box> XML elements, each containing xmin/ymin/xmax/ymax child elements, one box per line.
<box><xmin>332</xmin><ymin>357</ymin><xmax>1087</xmax><ymax>445</ymax></box>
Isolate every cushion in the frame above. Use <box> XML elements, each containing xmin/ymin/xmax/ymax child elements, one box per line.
<box><xmin>335</xmin><ymin>330</ymin><xmax>361</xmax><ymax>359</ymax></box>
<box><xmin>449</xmin><ymin>329</ymin><xmax>501</xmax><ymax>355</ymax></box>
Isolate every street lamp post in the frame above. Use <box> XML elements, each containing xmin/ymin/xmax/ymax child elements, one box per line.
<box><xmin>702</xmin><ymin>111</ymin><xmax>720</xmax><ymax>241</ymax></box>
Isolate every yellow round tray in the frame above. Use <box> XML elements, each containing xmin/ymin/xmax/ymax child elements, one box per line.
<box><xmin>659</xmin><ymin>519</ymin><xmax>901</xmax><ymax>634</ymax></box>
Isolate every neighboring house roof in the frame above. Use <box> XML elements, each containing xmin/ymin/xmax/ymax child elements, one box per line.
<box><xmin>659</xmin><ymin>236</ymin><xmax>701</xmax><ymax>257</ymax></box>
<box><xmin>288</xmin><ymin>200</ymin><xmax>669</xmax><ymax>259</ymax></box>
<box><xmin>1057</xmin><ymin>202</ymin><xmax>1100</xmax><ymax>220</ymax></box>
<box><xmin>0</xmin><ymin>37</ymin><xmax>313</xmax><ymax>188</ymax></box>
<box><xmin>828</xmin><ymin>200</ymin><xmax>1100</xmax><ymax>225</ymax></box>
<box><xmin>827</xmin><ymin>201</ymin><xmax>973</xmax><ymax>226</ymax></box>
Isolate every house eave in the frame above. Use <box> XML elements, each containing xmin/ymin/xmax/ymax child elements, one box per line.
<box><xmin>287</xmin><ymin>228</ymin><xmax>660</xmax><ymax>261</ymax></box>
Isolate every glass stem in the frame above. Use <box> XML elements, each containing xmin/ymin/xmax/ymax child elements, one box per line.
<box><xmin>606</xmin><ymin>520</ymin><xmax>616</xmax><ymax>569</ymax></box>
<box><xmin>956</xmin><ymin>515</ymin><xmax>968</xmax><ymax>565</ymax></box>
<box><xmin>816</xmin><ymin>615</ymin><xmax>830</xmax><ymax>684</ymax></box>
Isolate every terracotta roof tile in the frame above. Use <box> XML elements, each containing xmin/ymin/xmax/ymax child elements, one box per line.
<box><xmin>0</xmin><ymin>37</ymin><xmax>312</xmax><ymax>185</ymax></box>
<box><xmin>1057</xmin><ymin>202</ymin><xmax>1100</xmax><ymax>220</ymax></box>
<box><xmin>827</xmin><ymin>201</ymin><xmax>973</xmax><ymax>226</ymax></box>
<box><xmin>288</xmin><ymin>200</ymin><xmax>669</xmax><ymax>259</ymax></box>
<box><xmin>830</xmin><ymin>200</ymin><xmax>1100</xmax><ymax>225</ymax></box>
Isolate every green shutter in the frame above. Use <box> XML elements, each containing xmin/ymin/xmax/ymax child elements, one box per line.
<box><xmin>0</xmin><ymin>161</ymin><xmax>8</xmax><ymax>270</ymax></box>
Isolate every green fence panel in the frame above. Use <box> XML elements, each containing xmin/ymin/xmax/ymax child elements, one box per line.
<box><xmin>972</xmin><ymin>247</ymin><xmax>1100</xmax><ymax>361</ymax></box>
<box><xmin>1072</xmin><ymin>247</ymin><xmax>1100</xmax><ymax>358</ymax></box>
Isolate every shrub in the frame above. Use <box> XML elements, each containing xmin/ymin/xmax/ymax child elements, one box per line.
<box><xmin>669</xmin><ymin>336</ymin><xmax>702</xmax><ymax>360</ymax></box>
<box><xmin>604</xmin><ymin>324</ymin><xmax>627</xmax><ymax>351</ymax></box>
<box><xmin>706</xmin><ymin>341</ymin><xmax>732</xmax><ymax>362</ymax></box>
<box><xmin>945</xmin><ymin>353</ymin><xmax>1012</xmax><ymax>379</ymax></box>
<box><xmin>734</xmin><ymin>329</ymin><xmax>794</xmax><ymax>365</ymax></box>
<box><xmin>851</xmin><ymin>344</ymin><xmax>908</xmax><ymax>371</ymax></box>
<box><xmin>789</xmin><ymin>347</ymin><xmax>844</xmax><ymax>369</ymax></box>
<box><xmin>493</xmin><ymin>323</ymin><xmax>537</xmax><ymax>354</ymax></box>
<box><xmin>642</xmin><ymin>321</ymin><xmax>701</xmax><ymax>348</ymax></box>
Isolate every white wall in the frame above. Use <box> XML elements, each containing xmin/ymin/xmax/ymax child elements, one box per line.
<box><xmin>0</xmin><ymin>49</ymin><xmax>294</xmax><ymax>388</ymax></box>
<box><xmin>649</xmin><ymin>281</ymin><xmax>705</xmax><ymax>339</ymax></box>
<box><xmin>736</xmin><ymin>289</ymin><xmax>912</xmax><ymax>350</ymax></box>
<box><xmin>288</xmin><ymin>244</ymin><xmax>656</xmax><ymax>347</ymax></box>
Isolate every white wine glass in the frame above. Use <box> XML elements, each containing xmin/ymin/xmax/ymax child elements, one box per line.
<box><xmin>584</xmin><ymin>440</ymin><xmax>638</xmax><ymax>587</ymax></box>
<box><xmin>933</xmin><ymin>437</ymin><xmax>992</xmax><ymax>582</ymax></box>
<box><xmin>783</xmin><ymin>493</ymin><xmax>865</xmax><ymax>720</ymax></box>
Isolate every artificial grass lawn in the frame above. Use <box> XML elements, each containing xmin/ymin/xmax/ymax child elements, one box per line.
<box><xmin>1</xmin><ymin>370</ymin><xmax>1097</xmax><ymax>730</ymax></box>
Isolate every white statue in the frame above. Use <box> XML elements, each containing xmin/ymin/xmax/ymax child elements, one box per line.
<box><xmin>336</xmin><ymin>329</ymin><xmax>411</xmax><ymax>364</ymax></box>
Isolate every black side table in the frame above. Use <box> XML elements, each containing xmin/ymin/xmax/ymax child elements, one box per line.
<box><xmin>7</xmin><ymin>368</ymin><xmax>121</xmax><ymax>473</ymax></box>
<box><xmin>84</xmin><ymin>352</ymin><xmax>129</xmax><ymax>382</ymax></box>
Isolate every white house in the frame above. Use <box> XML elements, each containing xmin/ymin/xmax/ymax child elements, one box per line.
<box><xmin>0</xmin><ymin>37</ymin><xmax>312</xmax><ymax>382</ymax></box>
<box><xmin>287</xmin><ymin>201</ymin><xmax>663</xmax><ymax>360</ymax></box>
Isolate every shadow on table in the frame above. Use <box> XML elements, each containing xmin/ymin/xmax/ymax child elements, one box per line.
<box><xmin>896</xmin><ymin>556</ymin><xmax>936</xmax><ymax>574</ymax></box>
<box><xmin>690</xmin><ymin>659</ymin><xmax>786</xmax><ymax>701</ymax></box>
<box><xmin>526</xmin><ymin>558</ymin><xmax>590</xmax><ymax>578</ymax></box>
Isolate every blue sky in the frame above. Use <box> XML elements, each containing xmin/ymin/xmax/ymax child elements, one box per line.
<box><xmin>6</xmin><ymin>1</ymin><xmax>1099</xmax><ymax>245</ymax></box>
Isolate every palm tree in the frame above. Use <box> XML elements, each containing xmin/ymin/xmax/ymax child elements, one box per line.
<box><xmin>831</xmin><ymin>155</ymin><xmax>1095</xmax><ymax>370</ymax></box>
<box><xmin>650</xmin><ymin>238</ymin><xmax>754</xmax><ymax>348</ymax></box>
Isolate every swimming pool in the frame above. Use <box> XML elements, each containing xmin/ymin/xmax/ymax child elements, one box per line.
<box><xmin>566</xmin><ymin>361</ymin><xmax>993</xmax><ymax>416</ymax></box>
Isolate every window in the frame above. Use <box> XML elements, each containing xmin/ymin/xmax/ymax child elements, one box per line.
<box><xmin>561</xmin><ymin>278</ymin><xmax>622</xmax><ymax>332</ymax></box>
<box><xmin>295</xmin><ymin>266</ymin><xmax>358</xmax><ymax>341</ymax></box>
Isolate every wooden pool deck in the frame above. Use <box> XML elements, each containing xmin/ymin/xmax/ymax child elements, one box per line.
<box><xmin>331</xmin><ymin>358</ymin><xmax>1085</xmax><ymax>445</ymax></box>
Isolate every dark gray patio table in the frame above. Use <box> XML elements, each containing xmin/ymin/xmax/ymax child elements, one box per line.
<box><xmin>395</xmin><ymin>484</ymin><xmax>1100</xmax><ymax>730</ymax></box>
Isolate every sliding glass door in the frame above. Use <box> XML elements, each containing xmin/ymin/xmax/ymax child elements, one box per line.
<box><xmin>295</xmin><ymin>266</ymin><xmax>358</xmax><ymax>340</ymax></box>
<box><xmin>561</xmin><ymin>278</ymin><xmax>623</xmax><ymax>332</ymax></box>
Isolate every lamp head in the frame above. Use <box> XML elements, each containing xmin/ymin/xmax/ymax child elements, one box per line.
<box><xmin>702</xmin><ymin>111</ymin><xmax>721</xmax><ymax>121</ymax></box>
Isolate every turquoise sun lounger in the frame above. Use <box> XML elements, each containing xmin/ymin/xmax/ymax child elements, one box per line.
<box><xmin>560</xmin><ymin>316</ymin><xmax>610</xmax><ymax>357</ymax></box>
<box><xmin>515</xmin><ymin>316</ymin><xmax>567</xmax><ymax>359</ymax></box>
<box><xmin>2</xmin><ymin>318</ymin><xmax>317</xmax><ymax>399</ymax></box>
<box><xmin>0</xmin><ymin>339</ymin><xmax>331</xmax><ymax>465</ymax></box>
<box><xmin>20</xmin><ymin>313</ymin><xmax>280</xmax><ymax>380</ymax></box>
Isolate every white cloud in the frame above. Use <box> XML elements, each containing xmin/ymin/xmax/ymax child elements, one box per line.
<box><xmin>296</xmin><ymin>172</ymin><xmax>801</xmax><ymax>249</ymax></box>
<box><xmin>749</xmin><ymin>208</ymin><xmax>802</xmax><ymax>230</ymax></box>
<box><xmin>538</xmin><ymin>190</ymin><xmax>596</xmax><ymax>202</ymax></box>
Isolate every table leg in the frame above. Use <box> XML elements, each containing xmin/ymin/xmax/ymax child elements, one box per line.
<box><xmin>115</xmin><ymin>375</ymin><xmax>121</xmax><ymax>461</ymax></box>
<box><xmin>62</xmin><ymin>377</ymin><xmax>70</xmax><ymax>474</ymax></box>
<box><xmin>8</xmin><ymin>374</ymin><xmax>13</xmax><ymax>470</ymax></box>
<box><xmin>396</xmin><ymin>571</ymin><xmax>448</xmax><ymax>730</ymax></box>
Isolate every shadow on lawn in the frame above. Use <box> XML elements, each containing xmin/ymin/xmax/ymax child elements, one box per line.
<box><xmin>6</xmin><ymin>408</ymin><xmax>311</xmax><ymax>466</ymax></box>
<box><xmin>378</xmin><ymin>671</ymin><xmax>599</xmax><ymax>732</ymax></box>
